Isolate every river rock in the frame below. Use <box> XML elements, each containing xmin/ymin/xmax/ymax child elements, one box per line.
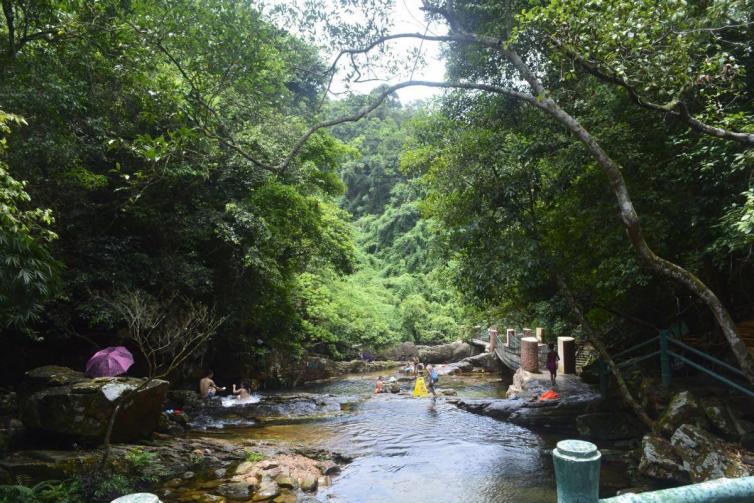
<box><xmin>0</xmin><ymin>390</ymin><xmax>18</xmax><ymax>416</ymax></box>
<box><xmin>0</xmin><ymin>418</ymin><xmax>25</xmax><ymax>452</ymax></box>
<box><xmin>234</xmin><ymin>461</ymin><xmax>256</xmax><ymax>476</ymax></box>
<box><xmin>658</xmin><ymin>391</ymin><xmax>709</xmax><ymax>436</ymax></box>
<box><xmin>638</xmin><ymin>377</ymin><xmax>670</xmax><ymax>418</ymax></box>
<box><xmin>441</xmin><ymin>360</ymin><xmax>474</xmax><ymax>375</ymax></box>
<box><xmin>459</xmin><ymin>352</ymin><xmax>502</xmax><ymax>372</ymax></box>
<box><xmin>19</xmin><ymin>366</ymin><xmax>169</xmax><ymax>443</ymax></box>
<box><xmin>299</xmin><ymin>474</ymin><xmax>318</xmax><ymax>492</ymax></box>
<box><xmin>216</xmin><ymin>481</ymin><xmax>254</xmax><ymax>500</ymax></box>
<box><xmin>576</xmin><ymin>412</ymin><xmax>645</xmax><ymax>441</ymax></box>
<box><xmin>274</xmin><ymin>474</ymin><xmax>296</xmax><ymax>489</ymax></box>
<box><xmin>637</xmin><ymin>434</ymin><xmax>690</xmax><ymax>483</ymax></box>
<box><xmin>670</xmin><ymin>423</ymin><xmax>751</xmax><ymax>482</ymax></box>
<box><xmin>702</xmin><ymin>397</ymin><xmax>740</xmax><ymax>440</ymax></box>
<box><xmin>253</xmin><ymin>477</ymin><xmax>280</xmax><ymax>501</ymax></box>
<box><xmin>167</xmin><ymin>389</ymin><xmax>203</xmax><ymax>409</ymax></box>
<box><xmin>111</xmin><ymin>494</ymin><xmax>162</xmax><ymax>503</ymax></box>
<box><xmin>376</xmin><ymin>342</ymin><xmax>418</xmax><ymax>361</ymax></box>
<box><xmin>189</xmin><ymin>393</ymin><xmax>358</xmax><ymax>429</ymax></box>
<box><xmin>317</xmin><ymin>461</ymin><xmax>340</xmax><ymax>475</ymax></box>
<box><xmin>272</xmin><ymin>491</ymin><xmax>297</xmax><ymax>503</ymax></box>
<box><xmin>0</xmin><ymin>449</ymin><xmax>100</xmax><ymax>480</ymax></box>
<box><xmin>417</xmin><ymin>342</ymin><xmax>474</xmax><ymax>364</ymax></box>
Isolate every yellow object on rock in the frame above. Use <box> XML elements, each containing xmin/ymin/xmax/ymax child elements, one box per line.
<box><xmin>413</xmin><ymin>377</ymin><xmax>430</xmax><ymax>397</ymax></box>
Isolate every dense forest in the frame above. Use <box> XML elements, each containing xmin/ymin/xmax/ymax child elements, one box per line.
<box><xmin>1</xmin><ymin>0</ymin><xmax>753</xmax><ymax>387</ymax></box>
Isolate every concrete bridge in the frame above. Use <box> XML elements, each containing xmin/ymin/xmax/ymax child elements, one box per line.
<box><xmin>473</xmin><ymin>327</ymin><xmax>578</xmax><ymax>376</ymax></box>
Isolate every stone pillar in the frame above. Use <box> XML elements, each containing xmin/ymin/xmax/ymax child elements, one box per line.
<box><xmin>523</xmin><ymin>327</ymin><xmax>532</xmax><ymax>338</ymax></box>
<box><xmin>521</xmin><ymin>337</ymin><xmax>540</xmax><ymax>372</ymax></box>
<box><xmin>506</xmin><ymin>328</ymin><xmax>515</xmax><ymax>346</ymax></box>
<box><xmin>558</xmin><ymin>336</ymin><xmax>576</xmax><ymax>374</ymax></box>
<box><xmin>552</xmin><ymin>440</ymin><xmax>601</xmax><ymax>503</ymax></box>
<box><xmin>488</xmin><ymin>327</ymin><xmax>498</xmax><ymax>352</ymax></box>
<box><xmin>535</xmin><ymin>327</ymin><xmax>544</xmax><ymax>342</ymax></box>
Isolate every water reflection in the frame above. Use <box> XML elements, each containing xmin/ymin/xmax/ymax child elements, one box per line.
<box><xmin>317</xmin><ymin>398</ymin><xmax>554</xmax><ymax>503</ymax></box>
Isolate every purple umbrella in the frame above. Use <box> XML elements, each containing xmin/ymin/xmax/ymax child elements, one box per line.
<box><xmin>86</xmin><ymin>346</ymin><xmax>134</xmax><ymax>377</ymax></box>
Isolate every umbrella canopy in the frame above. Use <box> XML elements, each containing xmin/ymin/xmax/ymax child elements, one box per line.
<box><xmin>86</xmin><ymin>346</ymin><xmax>134</xmax><ymax>377</ymax></box>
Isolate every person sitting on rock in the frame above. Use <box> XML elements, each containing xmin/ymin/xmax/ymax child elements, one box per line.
<box><xmin>200</xmin><ymin>370</ymin><xmax>225</xmax><ymax>399</ymax></box>
<box><xmin>232</xmin><ymin>382</ymin><xmax>251</xmax><ymax>400</ymax></box>
<box><xmin>374</xmin><ymin>376</ymin><xmax>386</xmax><ymax>393</ymax></box>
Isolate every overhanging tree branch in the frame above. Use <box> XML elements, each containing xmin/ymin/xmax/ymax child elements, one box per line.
<box><xmin>551</xmin><ymin>38</ymin><xmax>754</xmax><ymax>145</ymax></box>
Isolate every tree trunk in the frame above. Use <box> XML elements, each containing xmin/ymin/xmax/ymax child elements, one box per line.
<box><xmin>100</xmin><ymin>378</ymin><xmax>152</xmax><ymax>464</ymax></box>
<box><xmin>101</xmin><ymin>400</ymin><xmax>122</xmax><ymax>463</ymax></box>
<box><xmin>534</xmin><ymin>96</ymin><xmax>754</xmax><ymax>387</ymax></box>
<box><xmin>1</xmin><ymin>0</ymin><xmax>16</xmax><ymax>58</ymax></box>
<box><xmin>557</xmin><ymin>276</ymin><xmax>657</xmax><ymax>431</ymax></box>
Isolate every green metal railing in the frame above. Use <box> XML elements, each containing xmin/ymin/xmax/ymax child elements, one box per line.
<box><xmin>553</xmin><ymin>440</ymin><xmax>754</xmax><ymax>502</ymax></box>
<box><xmin>598</xmin><ymin>329</ymin><xmax>754</xmax><ymax>398</ymax></box>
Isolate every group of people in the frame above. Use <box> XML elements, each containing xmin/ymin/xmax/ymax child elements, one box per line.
<box><xmin>199</xmin><ymin>370</ymin><xmax>252</xmax><ymax>400</ymax></box>
<box><xmin>377</xmin><ymin>360</ymin><xmax>440</xmax><ymax>398</ymax></box>
<box><xmin>374</xmin><ymin>375</ymin><xmax>401</xmax><ymax>394</ymax></box>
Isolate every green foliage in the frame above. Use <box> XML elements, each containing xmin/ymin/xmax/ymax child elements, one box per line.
<box><xmin>0</xmin><ymin>111</ymin><xmax>60</xmax><ymax>331</ymax></box>
<box><xmin>0</xmin><ymin>479</ymin><xmax>84</xmax><ymax>503</ymax></box>
<box><xmin>245</xmin><ymin>450</ymin><xmax>266</xmax><ymax>463</ymax></box>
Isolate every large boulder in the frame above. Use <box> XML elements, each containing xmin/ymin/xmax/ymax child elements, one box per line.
<box><xmin>375</xmin><ymin>342</ymin><xmax>418</xmax><ymax>361</ymax></box>
<box><xmin>460</xmin><ymin>352</ymin><xmax>502</xmax><ymax>372</ymax></box>
<box><xmin>19</xmin><ymin>366</ymin><xmax>169</xmax><ymax>443</ymax></box>
<box><xmin>658</xmin><ymin>391</ymin><xmax>709</xmax><ymax>436</ymax></box>
<box><xmin>670</xmin><ymin>423</ymin><xmax>751</xmax><ymax>482</ymax></box>
<box><xmin>637</xmin><ymin>434</ymin><xmax>690</xmax><ymax>483</ymax></box>
<box><xmin>417</xmin><ymin>342</ymin><xmax>474</xmax><ymax>364</ymax></box>
<box><xmin>296</xmin><ymin>356</ymin><xmax>338</xmax><ymax>383</ymax></box>
<box><xmin>702</xmin><ymin>397</ymin><xmax>741</xmax><ymax>441</ymax></box>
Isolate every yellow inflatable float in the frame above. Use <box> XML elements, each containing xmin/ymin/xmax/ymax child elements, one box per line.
<box><xmin>413</xmin><ymin>377</ymin><xmax>430</xmax><ymax>397</ymax></box>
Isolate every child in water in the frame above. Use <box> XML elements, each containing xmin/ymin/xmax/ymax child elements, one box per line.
<box><xmin>374</xmin><ymin>376</ymin><xmax>386</xmax><ymax>394</ymax></box>
<box><xmin>232</xmin><ymin>382</ymin><xmax>251</xmax><ymax>400</ymax></box>
<box><xmin>546</xmin><ymin>343</ymin><xmax>560</xmax><ymax>386</ymax></box>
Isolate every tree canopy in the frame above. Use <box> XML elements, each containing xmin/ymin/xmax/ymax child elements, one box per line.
<box><xmin>2</xmin><ymin>0</ymin><xmax>753</xmax><ymax>389</ymax></box>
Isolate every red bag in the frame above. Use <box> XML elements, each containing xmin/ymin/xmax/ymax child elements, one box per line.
<box><xmin>539</xmin><ymin>389</ymin><xmax>561</xmax><ymax>401</ymax></box>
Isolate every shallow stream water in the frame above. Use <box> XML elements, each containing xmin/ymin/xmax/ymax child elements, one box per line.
<box><xmin>189</xmin><ymin>371</ymin><xmax>564</xmax><ymax>502</ymax></box>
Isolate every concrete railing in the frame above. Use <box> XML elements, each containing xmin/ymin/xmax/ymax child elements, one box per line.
<box><xmin>553</xmin><ymin>440</ymin><xmax>754</xmax><ymax>503</ymax></box>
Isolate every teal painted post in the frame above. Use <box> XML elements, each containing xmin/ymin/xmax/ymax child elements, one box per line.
<box><xmin>552</xmin><ymin>440</ymin><xmax>601</xmax><ymax>503</ymax></box>
<box><xmin>599</xmin><ymin>360</ymin><xmax>608</xmax><ymax>396</ymax></box>
<box><xmin>659</xmin><ymin>329</ymin><xmax>671</xmax><ymax>389</ymax></box>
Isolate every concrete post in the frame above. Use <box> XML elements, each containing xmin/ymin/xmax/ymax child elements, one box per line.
<box><xmin>506</xmin><ymin>328</ymin><xmax>515</xmax><ymax>346</ymax></box>
<box><xmin>558</xmin><ymin>336</ymin><xmax>576</xmax><ymax>374</ymax></box>
<box><xmin>552</xmin><ymin>440</ymin><xmax>601</xmax><ymax>503</ymax></box>
<box><xmin>488</xmin><ymin>327</ymin><xmax>498</xmax><ymax>352</ymax></box>
<box><xmin>535</xmin><ymin>327</ymin><xmax>544</xmax><ymax>342</ymax></box>
<box><xmin>523</xmin><ymin>327</ymin><xmax>532</xmax><ymax>338</ymax></box>
<box><xmin>521</xmin><ymin>337</ymin><xmax>540</xmax><ymax>372</ymax></box>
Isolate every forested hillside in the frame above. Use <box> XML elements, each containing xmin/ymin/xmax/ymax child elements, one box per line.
<box><xmin>296</xmin><ymin>94</ymin><xmax>466</xmax><ymax>355</ymax></box>
<box><xmin>2</xmin><ymin>0</ymin><xmax>754</xmax><ymax>388</ymax></box>
<box><xmin>0</xmin><ymin>2</ymin><xmax>468</xmax><ymax>383</ymax></box>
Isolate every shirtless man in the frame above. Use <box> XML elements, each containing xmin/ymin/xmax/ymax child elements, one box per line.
<box><xmin>199</xmin><ymin>370</ymin><xmax>225</xmax><ymax>398</ymax></box>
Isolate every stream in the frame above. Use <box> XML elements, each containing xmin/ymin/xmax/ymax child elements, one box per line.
<box><xmin>183</xmin><ymin>371</ymin><xmax>566</xmax><ymax>502</ymax></box>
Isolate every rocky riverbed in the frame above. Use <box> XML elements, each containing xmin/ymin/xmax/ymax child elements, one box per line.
<box><xmin>3</xmin><ymin>350</ymin><xmax>754</xmax><ymax>502</ymax></box>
